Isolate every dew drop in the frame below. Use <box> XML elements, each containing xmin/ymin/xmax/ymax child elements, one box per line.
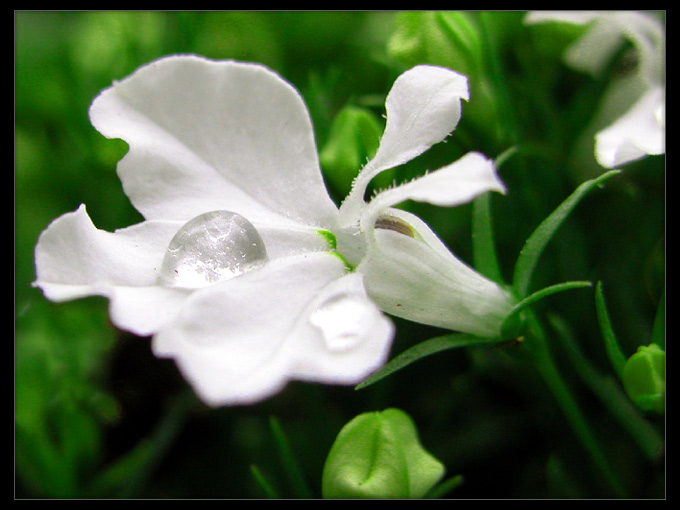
<box><xmin>310</xmin><ymin>294</ymin><xmax>372</xmax><ymax>352</ymax></box>
<box><xmin>158</xmin><ymin>211</ymin><xmax>268</xmax><ymax>288</ymax></box>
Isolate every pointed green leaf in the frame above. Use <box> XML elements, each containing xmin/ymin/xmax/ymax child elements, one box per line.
<box><xmin>472</xmin><ymin>146</ymin><xmax>517</xmax><ymax>284</ymax></box>
<box><xmin>269</xmin><ymin>416</ymin><xmax>312</xmax><ymax>499</ymax></box>
<box><xmin>472</xmin><ymin>192</ymin><xmax>504</xmax><ymax>284</ymax></box>
<box><xmin>250</xmin><ymin>464</ymin><xmax>281</xmax><ymax>499</ymax></box>
<box><xmin>594</xmin><ymin>281</ymin><xmax>627</xmax><ymax>378</ymax></box>
<box><xmin>356</xmin><ymin>334</ymin><xmax>496</xmax><ymax>390</ymax></box>
<box><xmin>501</xmin><ymin>281</ymin><xmax>592</xmax><ymax>338</ymax></box>
<box><xmin>512</xmin><ymin>170</ymin><xmax>620</xmax><ymax>298</ymax></box>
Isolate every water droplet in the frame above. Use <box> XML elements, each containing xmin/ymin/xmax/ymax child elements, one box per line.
<box><xmin>310</xmin><ymin>294</ymin><xmax>372</xmax><ymax>352</ymax></box>
<box><xmin>158</xmin><ymin>211</ymin><xmax>268</xmax><ymax>288</ymax></box>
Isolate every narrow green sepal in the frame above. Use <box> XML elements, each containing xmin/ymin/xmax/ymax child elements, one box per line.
<box><xmin>500</xmin><ymin>281</ymin><xmax>593</xmax><ymax>338</ymax></box>
<box><xmin>512</xmin><ymin>170</ymin><xmax>620</xmax><ymax>298</ymax></box>
<box><xmin>356</xmin><ymin>333</ymin><xmax>497</xmax><ymax>390</ymax></box>
<box><xmin>594</xmin><ymin>281</ymin><xmax>627</xmax><ymax>378</ymax></box>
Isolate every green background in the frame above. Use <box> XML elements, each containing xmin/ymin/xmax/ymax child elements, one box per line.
<box><xmin>16</xmin><ymin>11</ymin><xmax>664</xmax><ymax>498</ymax></box>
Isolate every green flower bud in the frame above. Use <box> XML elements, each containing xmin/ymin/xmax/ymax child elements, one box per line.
<box><xmin>322</xmin><ymin>408</ymin><xmax>444</xmax><ymax>499</ymax></box>
<box><xmin>621</xmin><ymin>344</ymin><xmax>665</xmax><ymax>414</ymax></box>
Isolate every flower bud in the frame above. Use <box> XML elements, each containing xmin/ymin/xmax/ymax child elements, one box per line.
<box><xmin>322</xmin><ymin>408</ymin><xmax>444</xmax><ymax>499</ymax></box>
<box><xmin>621</xmin><ymin>344</ymin><xmax>665</xmax><ymax>414</ymax></box>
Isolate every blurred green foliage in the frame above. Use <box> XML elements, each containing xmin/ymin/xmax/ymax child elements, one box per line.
<box><xmin>16</xmin><ymin>11</ymin><xmax>664</xmax><ymax>498</ymax></box>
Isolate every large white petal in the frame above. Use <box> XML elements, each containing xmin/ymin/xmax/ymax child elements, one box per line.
<box><xmin>89</xmin><ymin>55</ymin><xmax>337</xmax><ymax>227</ymax></box>
<box><xmin>152</xmin><ymin>252</ymin><xmax>393</xmax><ymax>406</ymax></box>
<box><xmin>358</xmin><ymin>209</ymin><xmax>514</xmax><ymax>338</ymax></box>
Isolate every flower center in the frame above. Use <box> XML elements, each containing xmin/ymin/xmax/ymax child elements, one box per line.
<box><xmin>158</xmin><ymin>211</ymin><xmax>268</xmax><ymax>288</ymax></box>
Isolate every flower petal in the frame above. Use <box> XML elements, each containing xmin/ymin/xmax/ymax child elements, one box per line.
<box><xmin>595</xmin><ymin>86</ymin><xmax>665</xmax><ymax>167</ymax></box>
<box><xmin>33</xmin><ymin>204</ymin><xmax>182</xmax><ymax>298</ymax></box>
<box><xmin>371</xmin><ymin>65</ymin><xmax>469</xmax><ymax>173</ymax></box>
<box><xmin>363</xmin><ymin>152</ymin><xmax>504</xmax><ymax>230</ymax></box>
<box><xmin>339</xmin><ymin>65</ymin><xmax>469</xmax><ymax>225</ymax></box>
<box><xmin>89</xmin><ymin>55</ymin><xmax>337</xmax><ymax>227</ymax></box>
<box><xmin>359</xmin><ymin>209</ymin><xmax>514</xmax><ymax>338</ymax></box>
<box><xmin>33</xmin><ymin>205</ymin><xmax>195</xmax><ymax>335</ymax></box>
<box><xmin>287</xmin><ymin>272</ymin><xmax>394</xmax><ymax>384</ymax></box>
<box><xmin>152</xmin><ymin>252</ymin><xmax>392</xmax><ymax>406</ymax></box>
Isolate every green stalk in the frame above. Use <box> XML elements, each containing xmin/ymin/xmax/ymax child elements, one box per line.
<box><xmin>524</xmin><ymin>313</ymin><xmax>627</xmax><ymax>498</ymax></box>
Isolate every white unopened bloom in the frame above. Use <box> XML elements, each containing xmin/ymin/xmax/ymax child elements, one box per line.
<box><xmin>34</xmin><ymin>55</ymin><xmax>513</xmax><ymax>406</ymax></box>
<box><xmin>526</xmin><ymin>11</ymin><xmax>665</xmax><ymax>168</ymax></box>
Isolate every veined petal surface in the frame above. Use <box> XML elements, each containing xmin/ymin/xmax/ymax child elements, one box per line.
<box><xmin>152</xmin><ymin>253</ymin><xmax>392</xmax><ymax>406</ymax></box>
<box><xmin>89</xmin><ymin>55</ymin><xmax>338</xmax><ymax>228</ymax></box>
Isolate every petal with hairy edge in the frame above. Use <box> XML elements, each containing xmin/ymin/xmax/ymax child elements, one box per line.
<box><xmin>339</xmin><ymin>65</ymin><xmax>469</xmax><ymax>225</ymax></box>
<box><xmin>152</xmin><ymin>253</ymin><xmax>393</xmax><ymax>406</ymax></box>
<box><xmin>363</xmin><ymin>152</ymin><xmax>504</xmax><ymax>230</ymax></box>
<box><xmin>89</xmin><ymin>55</ymin><xmax>337</xmax><ymax>227</ymax></box>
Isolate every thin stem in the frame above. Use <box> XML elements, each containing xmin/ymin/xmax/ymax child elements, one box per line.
<box><xmin>524</xmin><ymin>313</ymin><xmax>627</xmax><ymax>498</ymax></box>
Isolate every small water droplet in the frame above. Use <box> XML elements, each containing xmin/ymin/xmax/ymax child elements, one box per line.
<box><xmin>310</xmin><ymin>294</ymin><xmax>372</xmax><ymax>352</ymax></box>
<box><xmin>158</xmin><ymin>211</ymin><xmax>268</xmax><ymax>288</ymax></box>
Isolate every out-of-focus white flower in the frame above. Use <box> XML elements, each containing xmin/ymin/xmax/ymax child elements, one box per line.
<box><xmin>34</xmin><ymin>55</ymin><xmax>513</xmax><ymax>406</ymax></box>
<box><xmin>526</xmin><ymin>11</ymin><xmax>665</xmax><ymax>168</ymax></box>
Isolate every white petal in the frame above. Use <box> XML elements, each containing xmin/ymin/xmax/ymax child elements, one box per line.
<box><xmin>525</xmin><ymin>11</ymin><xmax>603</xmax><ymax>25</ymax></box>
<box><xmin>358</xmin><ymin>209</ymin><xmax>514</xmax><ymax>338</ymax></box>
<box><xmin>288</xmin><ymin>272</ymin><xmax>394</xmax><ymax>384</ymax></box>
<box><xmin>340</xmin><ymin>65</ymin><xmax>469</xmax><ymax>225</ymax></box>
<box><xmin>372</xmin><ymin>65</ymin><xmax>469</xmax><ymax>172</ymax></box>
<box><xmin>595</xmin><ymin>86</ymin><xmax>665</xmax><ymax>167</ymax></box>
<box><xmin>152</xmin><ymin>252</ymin><xmax>392</xmax><ymax>406</ymax></box>
<box><xmin>108</xmin><ymin>285</ymin><xmax>191</xmax><ymax>336</ymax></box>
<box><xmin>563</xmin><ymin>16</ymin><xmax>628</xmax><ymax>76</ymax></box>
<box><xmin>89</xmin><ymin>55</ymin><xmax>337</xmax><ymax>227</ymax></box>
<box><xmin>363</xmin><ymin>152</ymin><xmax>505</xmax><ymax>230</ymax></box>
<box><xmin>33</xmin><ymin>204</ymin><xmax>182</xmax><ymax>299</ymax></box>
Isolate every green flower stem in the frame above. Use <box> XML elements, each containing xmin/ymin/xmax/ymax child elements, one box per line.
<box><xmin>523</xmin><ymin>312</ymin><xmax>627</xmax><ymax>498</ymax></box>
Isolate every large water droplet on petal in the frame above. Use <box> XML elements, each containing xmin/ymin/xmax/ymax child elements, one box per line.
<box><xmin>158</xmin><ymin>211</ymin><xmax>268</xmax><ymax>288</ymax></box>
<box><xmin>310</xmin><ymin>294</ymin><xmax>374</xmax><ymax>352</ymax></box>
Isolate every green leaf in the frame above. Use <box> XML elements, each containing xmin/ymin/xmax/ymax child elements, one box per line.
<box><xmin>356</xmin><ymin>334</ymin><xmax>497</xmax><ymax>390</ymax></box>
<box><xmin>550</xmin><ymin>314</ymin><xmax>664</xmax><ymax>461</ymax></box>
<box><xmin>512</xmin><ymin>170</ymin><xmax>620</xmax><ymax>298</ymax></box>
<box><xmin>500</xmin><ymin>281</ymin><xmax>592</xmax><ymax>338</ymax></box>
<box><xmin>472</xmin><ymin>192</ymin><xmax>504</xmax><ymax>284</ymax></box>
<box><xmin>250</xmin><ymin>464</ymin><xmax>281</xmax><ymax>499</ymax></box>
<box><xmin>268</xmin><ymin>416</ymin><xmax>312</xmax><ymax>499</ymax></box>
<box><xmin>472</xmin><ymin>146</ymin><xmax>517</xmax><ymax>284</ymax></box>
<box><xmin>424</xmin><ymin>474</ymin><xmax>465</xmax><ymax>499</ymax></box>
<box><xmin>594</xmin><ymin>281</ymin><xmax>627</xmax><ymax>378</ymax></box>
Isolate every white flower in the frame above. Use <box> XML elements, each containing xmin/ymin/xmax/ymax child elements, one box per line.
<box><xmin>34</xmin><ymin>55</ymin><xmax>513</xmax><ymax>406</ymax></box>
<box><xmin>526</xmin><ymin>11</ymin><xmax>665</xmax><ymax>168</ymax></box>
